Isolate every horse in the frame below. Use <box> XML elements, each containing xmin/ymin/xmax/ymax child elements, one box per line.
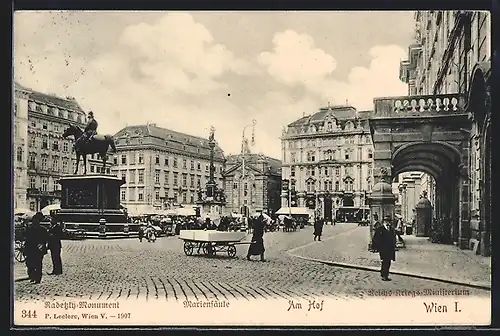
<box><xmin>62</xmin><ymin>124</ymin><xmax>117</xmax><ymax>175</ymax></box>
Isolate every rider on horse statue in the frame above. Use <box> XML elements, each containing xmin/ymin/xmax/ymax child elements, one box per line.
<box><xmin>74</xmin><ymin>111</ymin><xmax>98</xmax><ymax>151</ymax></box>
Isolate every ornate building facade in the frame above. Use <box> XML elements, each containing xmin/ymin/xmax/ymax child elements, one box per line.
<box><xmin>223</xmin><ymin>153</ymin><xmax>282</xmax><ymax>216</ymax></box>
<box><xmin>399</xmin><ymin>10</ymin><xmax>491</xmax><ymax>255</ymax></box>
<box><xmin>111</xmin><ymin>124</ymin><xmax>225</xmax><ymax>211</ymax></box>
<box><xmin>281</xmin><ymin>105</ymin><xmax>374</xmax><ymax>223</ymax></box>
<box><xmin>14</xmin><ymin>82</ymin><xmax>113</xmax><ymax>211</ymax></box>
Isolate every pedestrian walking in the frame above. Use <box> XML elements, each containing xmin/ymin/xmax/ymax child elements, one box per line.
<box><xmin>371</xmin><ymin>215</ymin><xmax>396</xmax><ymax>281</ymax></box>
<box><xmin>138</xmin><ymin>225</ymin><xmax>144</xmax><ymax>242</ymax></box>
<box><xmin>24</xmin><ymin>212</ymin><xmax>49</xmax><ymax>284</ymax></box>
<box><xmin>47</xmin><ymin>216</ymin><xmax>63</xmax><ymax>275</ymax></box>
<box><xmin>313</xmin><ymin>217</ymin><xmax>324</xmax><ymax>241</ymax></box>
<box><xmin>247</xmin><ymin>214</ymin><xmax>266</xmax><ymax>262</ymax></box>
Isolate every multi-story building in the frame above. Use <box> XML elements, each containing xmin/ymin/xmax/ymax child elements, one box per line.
<box><xmin>14</xmin><ymin>82</ymin><xmax>114</xmax><ymax>211</ymax></box>
<box><xmin>111</xmin><ymin>124</ymin><xmax>225</xmax><ymax>212</ymax></box>
<box><xmin>13</xmin><ymin>83</ymin><xmax>30</xmax><ymax>210</ymax></box>
<box><xmin>399</xmin><ymin>10</ymin><xmax>491</xmax><ymax>255</ymax></box>
<box><xmin>223</xmin><ymin>153</ymin><xmax>282</xmax><ymax>216</ymax></box>
<box><xmin>281</xmin><ymin>105</ymin><xmax>374</xmax><ymax>223</ymax></box>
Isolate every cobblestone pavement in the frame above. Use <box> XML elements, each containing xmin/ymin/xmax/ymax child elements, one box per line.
<box><xmin>290</xmin><ymin>225</ymin><xmax>491</xmax><ymax>287</ymax></box>
<box><xmin>13</xmin><ymin>224</ymin><xmax>490</xmax><ymax>302</ymax></box>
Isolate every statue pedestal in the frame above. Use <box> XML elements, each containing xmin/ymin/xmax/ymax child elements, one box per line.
<box><xmin>196</xmin><ymin>198</ymin><xmax>225</xmax><ymax>219</ymax></box>
<box><xmin>57</xmin><ymin>174</ymin><xmax>138</xmax><ymax>239</ymax></box>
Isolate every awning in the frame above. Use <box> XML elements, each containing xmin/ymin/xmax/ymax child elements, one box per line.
<box><xmin>275</xmin><ymin>207</ymin><xmax>311</xmax><ymax>216</ymax></box>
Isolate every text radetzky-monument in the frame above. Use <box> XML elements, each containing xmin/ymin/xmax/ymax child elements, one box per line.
<box><xmin>57</xmin><ymin>116</ymin><xmax>138</xmax><ymax>238</ymax></box>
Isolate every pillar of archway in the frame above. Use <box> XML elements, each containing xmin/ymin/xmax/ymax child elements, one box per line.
<box><xmin>367</xmin><ymin>166</ymin><xmax>396</xmax><ymax>250</ymax></box>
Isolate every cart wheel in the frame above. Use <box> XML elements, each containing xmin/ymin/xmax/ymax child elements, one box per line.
<box><xmin>183</xmin><ymin>241</ymin><xmax>194</xmax><ymax>256</ymax></box>
<box><xmin>14</xmin><ymin>241</ymin><xmax>26</xmax><ymax>262</ymax></box>
<box><xmin>204</xmin><ymin>244</ymin><xmax>215</xmax><ymax>256</ymax></box>
<box><xmin>227</xmin><ymin>245</ymin><xmax>236</xmax><ymax>258</ymax></box>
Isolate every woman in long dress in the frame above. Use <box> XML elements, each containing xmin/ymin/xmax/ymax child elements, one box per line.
<box><xmin>246</xmin><ymin>214</ymin><xmax>266</xmax><ymax>261</ymax></box>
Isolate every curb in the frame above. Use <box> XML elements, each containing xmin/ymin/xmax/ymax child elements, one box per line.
<box><xmin>289</xmin><ymin>253</ymin><xmax>491</xmax><ymax>291</ymax></box>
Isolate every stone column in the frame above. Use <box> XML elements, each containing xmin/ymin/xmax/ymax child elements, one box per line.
<box><xmin>458</xmin><ymin>162</ymin><xmax>471</xmax><ymax>249</ymax></box>
<box><xmin>368</xmin><ymin>165</ymin><xmax>396</xmax><ymax>250</ymax></box>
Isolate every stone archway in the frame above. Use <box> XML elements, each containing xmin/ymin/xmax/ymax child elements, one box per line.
<box><xmin>369</xmin><ymin>92</ymin><xmax>471</xmax><ymax>249</ymax></box>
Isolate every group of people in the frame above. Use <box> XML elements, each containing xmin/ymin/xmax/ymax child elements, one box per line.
<box><xmin>23</xmin><ymin>212</ymin><xmax>63</xmax><ymax>284</ymax></box>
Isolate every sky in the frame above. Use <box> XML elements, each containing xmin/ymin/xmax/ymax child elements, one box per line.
<box><xmin>13</xmin><ymin>11</ymin><xmax>415</xmax><ymax>159</ymax></box>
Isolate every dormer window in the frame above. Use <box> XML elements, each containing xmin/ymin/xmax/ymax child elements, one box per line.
<box><xmin>41</xmin><ymin>105</ymin><xmax>48</xmax><ymax>113</ymax></box>
<box><xmin>345</xmin><ymin>121</ymin><xmax>354</xmax><ymax>130</ymax></box>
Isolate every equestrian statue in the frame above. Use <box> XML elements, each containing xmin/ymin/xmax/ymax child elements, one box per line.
<box><xmin>62</xmin><ymin>111</ymin><xmax>117</xmax><ymax>175</ymax></box>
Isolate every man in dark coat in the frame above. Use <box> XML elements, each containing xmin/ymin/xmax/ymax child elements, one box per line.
<box><xmin>371</xmin><ymin>215</ymin><xmax>396</xmax><ymax>281</ymax></box>
<box><xmin>47</xmin><ymin>216</ymin><xmax>64</xmax><ymax>275</ymax></box>
<box><xmin>247</xmin><ymin>214</ymin><xmax>266</xmax><ymax>261</ymax></box>
<box><xmin>75</xmin><ymin>111</ymin><xmax>98</xmax><ymax>149</ymax></box>
<box><xmin>24</xmin><ymin>212</ymin><xmax>49</xmax><ymax>284</ymax></box>
<box><xmin>313</xmin><ymin>217</ymin><xmax>324</xmax><ymax>241</ymax></box>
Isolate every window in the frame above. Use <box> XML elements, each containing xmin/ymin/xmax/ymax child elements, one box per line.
<box><xmin>62</xmin><ymin>159</ymin><xmax>68</xmax><ymax>173</ymax></box>
<box><xmin>335</xmin><ymin>181</ymin><xmax>340</xmax><ymax>191</ymax></box>
<box><xmin>41</xmin><ymin>177</ymin><xmax>48</xmax><ymax>191</ymax></box>
<box><xmin>183</xmin><ymin>159</ymin><xmax>187</xmax><ymax>169</ymax></box>
<box><xmin>138</xmin><ymin>154</ymin><xmax>144</xmax><ymax>164</ymax></box>
<box><xmin>129</xmin><ymin>170</ymin><xmax>136</xmax><ymax>184</ymax></box>
<box><xmin>368</xmin><ymin>164</ymin><xmax>373</xmax><ymax>176</ymax></box>
<box><xmin>173</xmin><ymin>173</ymin><xmax>178</xmax><ymax>186</ymax></box>
<box><xmin>155</xmin><ymin>170</ymin><xmax>160</xmax><ymax>184</ymax></box>
<box><xmin>52</xmin><ymin>140</ymin><xmax>59</xmax><ymax>151</ymax></box>
<box><xmin>30</xmin><ymin>120</ymin><xmax>37</xmax><ymax>128</ymax></box>
<box><xmin>233</xmin><ymin>183</ymin><xmax>237</xmax><ymax>189</ymax></box>
<box><xmin>197</xmin><ymin>177</ymin><xmax>201</xmax><ymax>187</ymax></box>
<box><xmin>42</xmin><ymin>136</ymin><xmax>48</xmax><ymax>149</ymax></box>
<box><xmin>291</xmin><ymin>153</ymin><xmax>296</xmax><ymax>163</ymax></box>
<box><xmin>90</xmin><ymin>166</ymin><xmax>95</xmax><ymax>173</ymax></box>
<box><xmin>43</xmin><ymin>122</ymin><xmax>48</xmax><ymax>130</ymax></box>
<box><xmin>197</xmin><ymin>162</ymin><xmax>201</xmax><ymax>170</ymax></box>
<box><xmin>30</xmin><ymin>175</ymin><xmax>36</xmax><ymax>188</ymax></box>
<box><xmin>106</xmin><ymin>168</ymin><xmax>110</xmax><ymax>174</ymax></box>
<box><xmin>52</xmin><ymin>157</ymin><xmax>59</xmax><ymax>171</ymax></box>
<box><xmin>324</xmin><ymin>167</ymin><xmax>329</xmax><ymax>176</ymax></box>
<box><xmin>113</xmin><ymin>156</ymin><xmax>118</xmax><ymax>165</ymax></box>
<box><xmin>205</xmin><ymin>164</ymin><xmax>209</xmax><ymax>172</ymax></box>
<box><xmin>63</xmin><ymin>141</ymin><xmax>69</xmax><ymax>153</ymax></box>
<box><xmin>138</xmin><ymin>189</ymin><xmax>144</xmax><ymax>201</ymax></box>
<box><xmin>121</xmin><ymin>171</ymin><xmax>126</xmax><ymax>180</ymax></box>
<box><xmin>190</xmin><ymin>195</ymin><xmax>194</xmax><ymax>203</ymax></box>
<box><xmin>29</xmin><ymin>136</ymin><xmax>36</xmax><ymax>148</ymax></box>
<box><xmin>182</xmin><ymin>174</ymin><xmax>187</xmax><ymax>187</ymax></box>
<box><xmin>345</xmin><ymin>151</ymin><xmax>350</xmax><ymax>160</ymax></box>
<box><xmin>165</xmin><ymin>157</ymin><xmax>169</xmax><ymax>166</ymax></box>
<box><xmin>335</xmin><ymin>167</ymin><xmax>340</xmax><ymax>176</ymax></box>
<box><xmin>121</xmin><ymin>190</ymin><xmax>126</xmax><ymax>201</ymax></box>
<box><xmin>41</xmin><ymin>156</ymin><xmax>48</xmax><ymax>170</ymax></box>
<box><xmin>155</xmin><ymin>155</ymin><xmax>160</xmax><ymax>165</ymax></box>
<box><xmin>121</xmin><ymin>154</ymin><xmax>127</xmax><ymax>164</ymax></box>
<box><xmin>164</xmin><ymin>170</ymin><xmax>169</xmax><ymax>185</ymax></box>
<box><xmin>190</xmin><ymin>174</ymin><xmax>195</xmax><ymax>187</ymax></box>
<box><xmin>16</xmin><ymin>147</ymin><xmax>23</xmax><ymax>162</ymax></box>
<box><xmin>190</xmin><ymin>160</ymin><xmax>194</xmax><ymax>170</ymax></box>
<box><xmin>183</xmin><ymin>193</ymin><xmax>187</xmax><ymax>203</ymax></box>
<box><xmin>173</xmin><ymin>158</ymin><xmax>178</xmax><ymax>168</ymax></box>
<box><xmin>138</xmin><ymin>170</ymin><xmax>144</xmax><ymax>184</ymax></box>
<box><xmin>291</xmin><ymin>166</ymin><xmax>296</xmax><ymax>177</ymax></box>
<box><xmin>29</xmin><ymin>153</ymin><xmax>36</xmax><ymax>169</ymax></box>
<box><xmin>367</xmin><ymin>149</ymin><xmax>373</xmax><ymax>159</ymax></box>
<box><xmin>155</xmin><ymin>191</ymin><xmax>160</xmax><ymax>200</ymax></box>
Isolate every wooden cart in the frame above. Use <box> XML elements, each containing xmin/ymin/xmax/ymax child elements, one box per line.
<box><xmin>179</xmin><ymin>230</ymin><xmax>251</xmax><ymax>258</ymax></box>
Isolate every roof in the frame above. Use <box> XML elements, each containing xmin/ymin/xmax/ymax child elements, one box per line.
<box><xmin>225</xmin><ymin>153</ymin><xmax>282</xmax><ymax>175</ymax></box>
<box><xmin>287</xmin><ymin>105</ymin><xmax>362</xmax><ymax>127</ymax></box>
<box><xmin>15</xmin><ymin>81</ymin><xmax>84</xmax><ymax>112</ymax></box>
<box><xmin>114</xmin><ymin>124</ymin><xmax>225</xmax><ymax>157</ymax></box>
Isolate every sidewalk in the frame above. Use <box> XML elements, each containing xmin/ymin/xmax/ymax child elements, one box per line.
<box><xmin>288</xmin><ymin>224</ymin><xmax>491</xmax><ymax>289</ymax></box>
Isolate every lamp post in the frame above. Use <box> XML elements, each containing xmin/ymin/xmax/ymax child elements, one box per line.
<box><xmin>240</xmin><ymin>119</ymin><xmax>256</xmax><ymax>216</ymax></box>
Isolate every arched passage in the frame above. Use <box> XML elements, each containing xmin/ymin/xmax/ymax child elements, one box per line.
<box><xmin>392</xmin><ymin>142</ymin><xmax>463</xmax><ymax>242</ymax></box>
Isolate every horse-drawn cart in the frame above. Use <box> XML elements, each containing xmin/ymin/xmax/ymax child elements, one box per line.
<box><xmin>179</xmin><ymin>230</ymin><xmax>250</xmax><ymax>258</ymax></box>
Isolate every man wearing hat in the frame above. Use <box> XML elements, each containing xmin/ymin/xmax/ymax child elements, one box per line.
<box><xmin>75</xmin><ymin>111</ymin><xmax>98</xmax><ymax>149</ymax></box>
<box><xmin>371</xmin><ymin>215</ymin><xmax>397</xmax><ymax>281</ymax></box>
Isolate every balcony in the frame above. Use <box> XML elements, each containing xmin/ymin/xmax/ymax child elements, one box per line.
<box><xmin>373</xmin><ymin>93</ymin><xmax>466</xmax><ymax>118</ymax></box>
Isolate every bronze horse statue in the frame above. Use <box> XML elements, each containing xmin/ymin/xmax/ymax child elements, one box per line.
<box><xmin>62</xmin><ymin>124</ymin><xmax>117</xmax><ymax>175</ymax></box>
